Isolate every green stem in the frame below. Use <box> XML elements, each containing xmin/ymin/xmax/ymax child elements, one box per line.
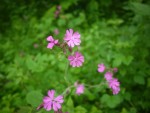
<box><xmin>84</xmin><ymin>82</ymin><xmax>106</xmax><ymax>89</ymax></box>
<box><xmin>61</xmin><ymin>85</ymin><xmax>74</xmax><ymax>95</ymax></box>
<box><xmin>61</xmin><ymin>82</ymin><xmax>106</xmax><ymax>96</ymax></box>
<box><xmin>64</xmin><ymin>60</ymin><xmax>70</xmax><ymax>85</ymax></box>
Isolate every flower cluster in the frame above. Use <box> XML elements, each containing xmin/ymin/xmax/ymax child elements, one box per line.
<box><xmin>46</xmin><ymin>29</ymin><xmax>84</xmax><ymax>67</ymax></box>
<box><xmin>38</xmin><ymin>29</ymin><xmax>121</xmax><ymax>113</ymax></box>
<box><xmin>98</xmin><ymin>63</ymin><xmax>120</xmax><ymax>95</ymax></box>
<box><xmin>37</xmin><ymin>83</ymin><xmax>85</xmax><ymax>112</ymax></box>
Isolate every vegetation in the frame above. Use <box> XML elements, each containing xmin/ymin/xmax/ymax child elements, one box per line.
<box><xmin>0</xmin><ymin>0</ymin><xmax>150</xmax><ymax>113</ymax></box>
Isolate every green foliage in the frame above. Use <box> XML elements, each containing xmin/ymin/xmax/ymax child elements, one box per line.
<box><xmin>26</xmin><ymin>90</ymin><xmax>43</xmax><ymax>107</ymax></box>
<box><xmin>101</xmin><ymin>94</ymin><xmax>123</xmax><ymax>108</ymax></box>
<box><xmin>0</xmin><ymin>0</ymin><xmax>150</xmax><ymax>113</ymax></box>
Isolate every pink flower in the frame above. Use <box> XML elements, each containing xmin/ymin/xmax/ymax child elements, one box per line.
<box><xmin>64</xmin><ymin>29</ymin><xmax>81</xmax><ymax>48</ymax></box>
<box><xmin>54</xmin><ymin>10</ymin><xmax>60</xmax><ymax>18</ymax></box>
<box><xmin>47</xmin><ymin>36</ymin><xmax>58</xmax><ymax>49</ymax></box>
<box><xmin>57</xmin><ymin>5</ymin><xmax>61</xmax><ymax>10</ymax></box>
<box><xmin>54</xmin><ymin>29</ymin><xmax>59</xmax><ymax>35</ymax></box>
<box><xmin>98</xmin><ymin>63</ymin><xmax>105</xmax><ymax>72</ymax></box>
<box><xmin>75</xmin><ymin>84</ymin><xmax>84</xmax><ymax>95</ymax></box>
<box><xmin>104</xmin><ymin>72</ymin><xmax>113</xmax><ymax>81</ymax></box>
<box><xmin>108</xmin><ymin>78</ymin><xmax>120</xmax><ymax>95</ymax></box>
<box><xmin>43</xmin><ymin>90</ymin><xmax>64</xmax><ymax>111</ymax></box>
<box><xmin>68</xmin><ymin>52</ymin><xmax>84</xmax><ymax>67</ymax></box>
<box><xmin>113</xmin><ymin>68</ymin><xmax>118</xmax><ymax>73</ymax></box>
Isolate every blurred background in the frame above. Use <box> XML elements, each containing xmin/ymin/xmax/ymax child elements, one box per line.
<box><xmin>0</xmin><ymin>0</ymin><xmax>150</xmax><ymax>113</ymax></box>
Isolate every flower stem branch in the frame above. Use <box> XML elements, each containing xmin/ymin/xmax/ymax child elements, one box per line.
<box><xmin>61</xmin><ymin>82</ymin><xmax>106</xmax><ymax>96</ymax></box>
<box><xmin>61</xmin><ymin>85</ymin><xmax>74</xmax><ymax>95</ymax></box>
<box><xmin>84</xmin><ymin>82</ymin><xmax>106</xmax><ymax>89</ymax></box>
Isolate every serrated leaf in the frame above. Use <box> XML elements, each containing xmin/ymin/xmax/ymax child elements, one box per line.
<box><xmin>26</xmin><ymin>91</ymin><xmax>43</xmax><ymax>107</ymax></box>
<box><xmin>75</xmin><ymin>106</ymin><xmax>87</xmax><ymax>113</ymax></box>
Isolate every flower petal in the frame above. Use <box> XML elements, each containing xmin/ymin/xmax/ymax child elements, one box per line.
<box><xmin>48</xmin><ymin>90</ymin><xmax>55</xmax><ymax>99</ymax></box>
<box><xmin>43</xmin><ymin>102</ymin><xmax>52</xmax><ymax>111</ymax></box>
<box><xmin>55</xmin><ymin>95</ymin><xmax>64</xmax><ymax>103</ymax></box>
<box><xmin>53</xmin><ymin>102</ymin><xmax>58</xmax><ymax>111</ymax></box>
<box><xmin>55</xmin><ymin>103</ymin><xmax>61</xmax><ymax>109</ymax></box>
<box><xmin>68</xmin><ymin>56</ymin><xmax>74</xmax><ymax>61</ymax></box>
<box><xmin>47</xmin><ymin>43</ymin><xmax>54</xmax><ymax>49</ymax></box>
<box><xmin>68</xmin><ymin>40</ymin><xmax>74</xmax><ymax>47</ymax></box>
<box><xmin>74</xmin><ymin>32</ymin><xmax>80</xmax><ymax>39</ymax></box>
<box><xmin>54</xmin><ymin>40</ymin><xmax>58</xmax><ymax>44</ymax></box>
<box><xmin>47</xmin><ymin>36</ymin><xmax>54</xmax><ymax>42</ymax></box>
<box><xmin>43</xmin><ymin>96</ymin><xmax>51</xmax><ymax>103</ymax></box>
<box><xmin>68</xmin><ymin>29</ymin><xmax>73</xmax><ymax>35</ymax></box>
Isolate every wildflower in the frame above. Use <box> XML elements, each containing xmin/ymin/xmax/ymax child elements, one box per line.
<box><xmin>104</xmin><ymin>72</ymin><xmax>113</xmax><ymax>81</ymax></box>
<box><xmin>54</xmin><ymin>10</ymin><xmax>60</xmax><ymax>18</ymax></box>
<box><xmin>43</xmin><ymin>90</ymin><xmax>64</xmax><ymax>111</ymax></box>
<box><xmin>108</xmin><ymin>78</ymin><xmax>120</xmax><ymax>95</ymax></box>
<box><xmin>47</xmin><ymin>36</ymin><xmax>58</xmax><ymax>49</ymax></box>
<box><xmin>57</xmin><ymin>5</ymin><xmax>61</xmax><ymax>10</ymax></box>
<box><xmin>113</xmin><ymin>68</ymin><xmax>118</xmax><ymax>73</ymax></box>
<box><xmin>64</xmin><ymin>29</ymin><xmax>81</xmax><ymax>48</ymax></box>
<box><xmin>75</xmin><ymin>84</ymin><xmax>84</xmax><ymax>95</ymax></box>
<box><xmin>54</xmin><ymin>29</ymin><xmax>59</xmax><ymax>35</ymax></box>
<box><xmin>98</xmin><ymin>63</ymin><xmax>105</xmax><ymax>72</ymax></box>
<box><xmin>68</xmin><ymin>52</ymin><xmax>84</xmax><ymax>67</ymax></box>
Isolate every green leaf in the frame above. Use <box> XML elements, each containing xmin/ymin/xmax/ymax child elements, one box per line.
<box><xmin>66</xmin><ymin>97</ymin><xmax>74</xmax><ymax>109</ymax></box>
<box><xmin>113</xmin><ymin>54</ymin><xmax>124</xmax><ymax>67</ymax></box>
<box><xmin>17</xmin><ymin>106</ymin><xmax>32</xmax><ymax>113</ymax></box>
<box><xmin>134</xmin><ymin>75</ymin><xmax>145</xmax><ymax>85</ymax></box>
<box><xmin>130</xmin><ymin>2</ymin><xmax>150</xmax><ymax>16</ymax></box>
<box><xmin>107</xmin><ymin>19</ymin><xmax>124</xmax><ymax>25</ymax></box>
<box><xmin>101</xmin><ymin>94</ymin><xmax>122</xmax><ymax>108</ymax></box>
<box><xmin>124</xmin><ymin>92</ymin><xmax>131</xmax><ymax>101</ymax></box>
<box><xmin>75</xmin><ymin>106</ymin><xmax>87</xmax><ymax>113</ymax></box>
<box><xmin>129</xmin><ymin>107</ymin><xmax>137</xmax><ymax>113</ymax></box>
<box><xmin>123</xmin><ymin>56</ymin><xmax>133</xmax><ymax>65</ymax></box>
<box><xmin>26</xmin><ymin>90</ymin><xmax>43</xmax><ymax>107</ymax></box>
<box><xmin>85</xmin><ymin>89</ymin><xmax>96</xmax><ymax>101</ymax></box>
<box><xmin>121</xmin><ymin>108</ymin><xmax>128</xmax><ymax>113</ymax></box>
<box><xmin>90</xmin><ymin>106</ymin><xmax>103</xmax><ymax>113</ymax></box>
